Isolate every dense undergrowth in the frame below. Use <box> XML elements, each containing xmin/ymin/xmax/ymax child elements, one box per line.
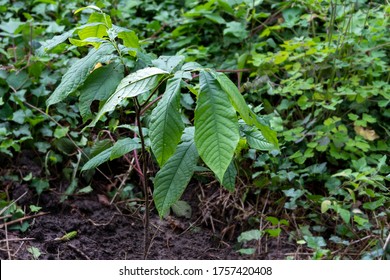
<box><xmin>0</xmin><ymin>0</ymin><xmax>389</xmax><ymax>259</ymax></box>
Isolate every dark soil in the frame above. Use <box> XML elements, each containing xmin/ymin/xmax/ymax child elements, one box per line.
<box><xmin>0</xmin><ymin>152</ymin><xmax>296</xmax><ymax>260</ymax></box>
<box><xmin>1</xmin><ymin>193</ymin><xmax>296</xmax><ymax>260</ymax></box>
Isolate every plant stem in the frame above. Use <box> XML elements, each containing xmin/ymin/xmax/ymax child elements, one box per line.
<box><xmin>133</xmin><ymin>97</ymin><xmax>150</xmax><ymax>259</ymax></box>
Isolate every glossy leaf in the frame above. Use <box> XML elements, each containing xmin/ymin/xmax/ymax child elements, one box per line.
<box><xmin>153</xmin><ymin>128</ymin><xmax>199</xmax><ymax>218</ymax></box>
<box><xmin>110</xmin><ymin>138</ymin><xmax>141</xmax><ymax>160</ymax></box>
<box><xmin>36</xmin><ymin>29</ymin><xmax>74</xmax><ymax>56</ymax></box>
<box><xmin>152</xmin><ymin>55</ymin><xmax>185</xmax><ymax>73</ymax></box>
<box><xmin>150</xmin><ymin>73</ymin><xmax>185</xmax><ymax>166</ymax></box>
<box><xmin>221</xmin><ymin>160</ymin><xmax>237</xmax><ymax>192</ymax></box>
<box><xmin>88</xmin><ymin>67</ymin><xmax>168</xmax><ymax>127</ymax></box>
<box><xmin>195</xmin><ymin>70</ymin><xmax>239</xmax><ymax>181</ymax></box>
<box><xmin>79</xmin><ymin>63</ymin><xmax>124</xmax><ymax>121</ymax></box>
<box><xmin>215</xmin><ymin>72</ymin><xmax>278</xmax><ymax>148</ymax></box>
<box><xmin>118</xmin><ymin>30</ymin><xmax>139</xmax><ymax>49</ymax></box>
<box><xmin>81</xmin><ymin>147</ymin><xmax>112</xmax><ymax>171</ymax></box>
<box><xmin>240</xmin><ymin>121</ymin><xmax>275</xmax><ymax>151</ymax></box>
<box><xmin>47</xmin><ymin>43</ymin><xmax>117</xmax><ymax>107</ymax></box>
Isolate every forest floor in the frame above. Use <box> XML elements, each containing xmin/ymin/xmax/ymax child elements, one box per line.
<box><xmin>1</xmin><ymin>189</ymin><xmax>298</xmax><ymax>260</ymax></box>
<box><xmin>0</xmin><ymin>151</ymin><xmax>298</xmax><ymax>260</ymax></box>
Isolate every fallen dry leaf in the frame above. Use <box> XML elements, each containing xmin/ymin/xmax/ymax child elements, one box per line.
<box><xmin>354</xmin><ymin>125</ymin><xmax>379</xmax><ymax>141</ymax></box>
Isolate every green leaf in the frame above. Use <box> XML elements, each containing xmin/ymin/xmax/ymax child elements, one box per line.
<box><xmin>153</xmin><ymin>128</ymin><xmax>199</xmax><ymax>218</ymax></box>
<box><xmin>152</xmin><ymin>56</ymin><xmax>185</xmax><ymax>73</ymax></box>
<box><xmin>110</xmin><ymin>138</ymin><xmax>141</xmax><ymax>160</ymax></box>
<box><xmin>31</xmin><ymin>179</ymin><xmax>50</xmax><ymax>195</ymax></box>
<box><xmin>221</xmin><ymin>160</ymin><xmax>237</xmax><ymax>192</ymax></box>
<box><xmin>215</xmin><ymin>72</ymin><xmax>251</xmax><ymax>124</ymax></box>
<box><xmin>35</xmin><ymin>29</ymin><xmax>74</xmax><ymax>56</ymax></box>
<box><xmin>304</xmin><ymin>235</ymin><xmax>326</xmax><ymax>249</ymax></box>
<box><xmin>27</xmin><ymin>246</ymin><xmax>41</xmax><ymax>260</ymax></box>
<box><xmin>241</xmin><ymin>121</ymin><xmax>274</xmax><ymax>151</ymax></box>
<box><xmin>223</xmin><ymin>21</ymin><xmax>248</xmax><ymax>40</ymax></box>
<box><xmin>150</xmin><ymin>73</ymin><xmax>185</xmax><ymax>166</ymax></box>
<box><xmin>88</xmin><ymin>67</ymin><xmax>168</xmax><ymax>127</ymax></box>
<box><xmin>238</xmin><ymin>248</ymin><xmax>256</xmax><ymax>255</ymax></box>
<box><xmin>118</xmin><ymin>30</ymin><xmax>139</xmax><ymax>49</ymax></box>
<box><xmin>54</xmin><ymin>126</ymin><xmax>69</xmax><ymax>139</ymax></box>
<box><xmin>78</xmin><ymin>23</ymin><xmax>108</xmax><ymax>40</ymax></box>
<box><xmin>215</xmin><ymin>72</ymin><xmax>278</xmax><ymax>148</ymax></box>
<box><xmin>195</xmin><ymin>70</ymin><xmax>239</xmax><ymax>181</ymax></box>
<box><xmin>46</xmin><ymin>43</ymin><xmax>117</xmax><ymax>107</ymax></box>
<box><xmin>79</xmin><ymin>63</ymin><xmax>124</xmax><ymax>121</ymax></box>
<box><xmin>250</xmin><ymin>111</ymin><xmax>279</xmax><ymax>149</ymax></box>
<box><xmin>171</xmin><ymin>200</ymin><xmax>192</xmax><ymax>218</ymax></box>
<box><xmin>363</xmin><ymin>198</ymin><xmax>386</xmax><ymax>211</ymax></box>
<box><xmin>321</xmin><ymin>200</ymin><xmax>332</xmax><ymax>213</ymax></box>
<box><xmin>81</xmin><ymin>147</ymin><xmax>113</xmax><ymax>171</ymax></box>
<box><xmin>337</xmin><ymin>208</ymin><xmax>351</xmax><ymax>224</ymax></box>
<box><xmin>238</xmin><ymin>229</ymin><xmax>262</xmax><ymax>243</ymax></box>
<box><xmin>74</xmin><ymin>5</ymin><xmax>102</xmax><ymax>14</ymax></box>
<box><xmin>266</xmin><ymin>228</ymin><xmax>281</xmax><ymax>237</ymax></box>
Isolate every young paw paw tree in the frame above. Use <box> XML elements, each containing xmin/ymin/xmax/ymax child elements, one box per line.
<box><xmin>40</xmin><ymin>6</ymin><xmax>278</xmax><ymax>249</ymax></box>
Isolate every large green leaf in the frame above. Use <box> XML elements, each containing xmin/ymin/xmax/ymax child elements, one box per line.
<box><xmin>221</xmin><ymin>160</ymin><xmax>237</xmax><ymax>192</ymax></box>
<box><xmin>79</xmin><ymin>63</ymin><xmax>124</xmax><ymax>121</ymax></box>
<box><xmin>88</xmin><ymin>67</ymin><xmax>168</xmax><ymax>127</ymax></box>
<box><xmin>153</xmin><ymin>128</ymin><xmax>199</xmax><ymax>218</ymax></box>
<box><xmin>36</xmin><ymin>29</ymin><xmax>75</xmax><ymax>56</ymax></box>
<box><xmin>117</xmin><ymin>29</ymin><xmax>139</xmax><ymax>49</ymax></box>
<box><xmin>81</xmin><ymin>138</ymin><xmax>140</xmax><ymax>171</ymax></box>
<box><xmin>240</xmin><ymin>121</ymin><xmax>275</xmax><ymax>151</ymax></box>
<box><xmin>46</xmin><ymin>43</ymin><xmax>117</xmax><ymax>107</ymax></box>
<box><xmin>110</xmin><ymin>138</ymin><xmax>141</xmax><ymax>160</ymax></box>
<box><xmin>150</xmin><ymin>73</ymin><xmax>185</xmax><ymax>166</ymax></box>
<box><xmin>81</xmin><ymin>147</ymin><xmax>113</xmax><ymax>171</ymax></box>
<box><xmin>215</xmin><ymin>72</ymin><xmax>251</xmax><ymax>123</ymax></box>
<box><xmin>152</xmin><ymin>55</ymin><xmax>185</xmax><ymax>73</ymax></box>
<box><xmin>250</xmin><ymin>111</ymin><xmax>279</xmax><ymax>149</ymax></box>
<box><xmin>194</xmin><ymin>70</ymin><xmax>239</xmax><ymax>181</ymax></box>
<box><xmin>78</xmin><ymin>22</ymin><xmax>108</xmax><ymax>40</ymax></box>
<box><xmin>215</xmin><ymin>72</ymin><xmax>278</xmax><ymax>148</ymax></box>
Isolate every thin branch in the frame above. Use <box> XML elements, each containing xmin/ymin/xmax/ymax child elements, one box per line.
<box><xmin>0</xmin><ymin>212</ymin><xmax>48</xmax><ymax>229</ymax></box>
<box><xmin>4</xmin><ymin>222</ymin><xmax>11</xmax><ymax>260</ymax></box>
<box><xmin>67</xmin><ymin>243</ymin><xmax>91</xmax><ymax>260</ymax></box>
<box><xmin>140</xmin><ymin>95</ymin><xmax>163</xmax><ymax>116</ymax></box>
<box><xmin>133</xmin><ymin>97</ymin><xmax>150</xmax><ymax>260</ymax></box>
<box><xmin>19</xmin><ymin>97</ymin><xmax>113</xmax><ymax>183</ymax></box>
<box><xmin>383</xmin><ymin>232</ymin><xmax>390</xmax><ymax>252</ymax></box>
<box><xmin>0</xmin><ymin>191</ymin><xmax>28</xmax><ymax>216</ymax></box>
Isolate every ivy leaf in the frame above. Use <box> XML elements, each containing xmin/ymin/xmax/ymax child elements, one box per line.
<box><xmin>46</xmin><ymin>43</ymin><xmax>117</xmax><ymax>107</ymax></box>
<box><xmin>238</xmin><ymin>230</ymin><xmax>262</xmax><ymax>243</ymax></box>
<box><xmin>88</xmin><ymin>67</ymin><xmax>168</xmax><ymax>127</ymax></box>
<box><xmin>195</xmin><ymin>70</ymin><xmax>239</xmax><ymax>181</ymax></box>
<box><xmin>79</xmin><ymin>63</ymin><xmax>124</xmax><ymax>121</ymax></box>
<box><xmin>223</xmin><ymin>21</ymin><xmax>248</xmax><ymax>40</ymax></box>
<box><xmin>150</xmin><ymin>73</ymin><xmax>185</xmax><ymax>166</ymax></box>
<box><xmin>153</xmin><ymin>128</ymin><xmax>199</xmax><ymax>218</ymax></box>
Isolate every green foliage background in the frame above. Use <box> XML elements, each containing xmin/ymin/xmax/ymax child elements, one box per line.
<box><xmin>0</xmin><ymin>0</ymin><xmax>389</xmax><ymax>259</ymax></box>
